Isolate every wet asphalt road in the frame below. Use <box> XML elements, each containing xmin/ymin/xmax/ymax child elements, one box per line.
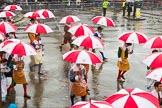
<box><xmin>4</xmin><ymin>9</ymin><xmax>162</xmax><ymax>108</ymax></box>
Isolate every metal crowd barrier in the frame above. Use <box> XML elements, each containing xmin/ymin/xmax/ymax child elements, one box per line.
<box><xmin>0</xmin><ymin>1</ymin><xmax>162</xmax><ymax>12</ymax></box>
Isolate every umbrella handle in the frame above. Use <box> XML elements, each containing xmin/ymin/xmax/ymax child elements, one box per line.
<box><xmin>130</xmin><ymin>43</ymin><xmax>134</xmax><ymax>54</ymax></box>
<box><xmin>132</xmin><ymin>43</ymin><xmax>134</xmax><ymax>50</ymax></box>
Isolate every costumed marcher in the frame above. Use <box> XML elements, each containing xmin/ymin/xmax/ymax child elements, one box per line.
<box><xmin>117</xmin><ymin>43</ymin><xmax>133</xmax><ymax>81</ymax></box>
<box><xmin>0</xmin><ymin>58</ymin><xmax>11</xmax><ymax>101</ymax></box>
<box><xmin>60</xmin><ymin>24</ymin><xmax>72</xmax><ymax>52</ymax></box>
<box><xmin>69</xmin><ymin>63</ymin><xmax>87</xmax><ymax>106</ymax></box>
<box><xmin>102</xmin><ymin>0</ymin><xmax>109</xmax><ymax>16</ymax></box>
<box><xmin>28</xmin><ymin>18</ymin><xmax>37</xmax><ymax>45</ymax></box>
<box><xmin>93</xmin><ymin>26</ymin><xmax>107</xmax><ymax>61</ymax></box>
<box><xmin>151</xmin><ymin>81</ymin><xmax>162</xmax><ymax>106</ymax></box>
<box><xmin>7</xmin><ymin>55</ymin><xmax>31</xmax><ymax>99</ymax></box>
<box><xmin>30</xmin><ymin>35</ymin><xmax>44</xmax><ymax>75</ymax></box>
<box><xmin>146</xmin><ymin>49</ymin><xmax>158</xmax><ymax>92</ymax></box>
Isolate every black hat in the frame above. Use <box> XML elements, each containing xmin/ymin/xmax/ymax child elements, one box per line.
<box><xmin>125</xmin><ymin>43</ymin><xmax>132</xmax><ymax>46</ymax></box>
<box><xmin>30</xmin><ymin>18</ymin><xmax>35</xmax><ymax>21</ymax></box>
<box><xmin>97</xmin><ymin>26</ymin><xmax>103</xmax><ymax>31</ymax></box>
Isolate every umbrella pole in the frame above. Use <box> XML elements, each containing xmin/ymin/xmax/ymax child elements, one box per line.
<box><xmin>132</xmin><ymin>43</ymin><xmax>134</xmax><ymax>51</ymax></box>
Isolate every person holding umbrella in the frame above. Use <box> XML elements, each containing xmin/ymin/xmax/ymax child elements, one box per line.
<box><xmin>0</xmin><ymin>58</ymin><xmax>11</xmax><ymax>102</ymax></box>
<box><xmin>28</xmin><ymin>18</ymin><xmax>37</xmax><ymax>45</ymax></box>
<box><xmin>29</xmin><ymin>35</ymin><xmax>44</xmax><ymax>75</ymax></box>
<box><xmin>69</xmin><ymin>63</ymin><xmax>87</xmax><ymax>106</ymax></box>
<box><xmin>146</xmin><ymin>49</ymin><xmax>158</xmax><ymax>91</ymax></box>
<box><xmin>60</xmin><ymin>24</ymin><xmax>72</xmax><ymax>52</ymax></box>
<box><xmin>117</xmin><ymin>43</ymin><xmax>133</xmax><ymax>81</ymax></box>
<box><xmin>93</xmin><ymin>26</ymin><xmax>107</xmax><ymax>61</ymax></box>
<box><xmin>151</xmin><ymin>81</ymin><xmax>162</xmax><ymax>106</ymax></box>
<box><xmin>7</xmin><ymin>55</ymin><xmax>31</xmax><ymax>99</ymax></box>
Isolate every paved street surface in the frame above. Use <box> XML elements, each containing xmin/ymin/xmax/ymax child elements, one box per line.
<box><xmin>3</xmin><ymin>9</ymin><xmax>162</xmax><ymax>108</ymax></box>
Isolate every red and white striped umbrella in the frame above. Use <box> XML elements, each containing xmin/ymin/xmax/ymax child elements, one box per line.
<box><xmin>1</xmin><ymin>39</ymin><xmax>20</xmax><ymax>46</ymax></box>
<box><xmin>2</xmin><ymin>41</ymin><xmax>36</xmax><ymax>56</ymax></box>
<box><xmin>68</xmin><ymin>24</ymin><xmax>95</xmax><ymax>37</ymax></box>
<box><xmin>143</xmin><ymin>36</ymin><xmax>162</xmax><ymax>49</ymax></box>
<box><xmin>105</xmin><ymin>88</ymin><xmax>160</xmax><ymax>108</ymax></box>
<box><xmin>4</xmin><ymin>5</ymin><xmax>22</xmax><ymax>11</ymax></box>
<box><xmin>72</xmin><ymin>35</ymin><xmax>104</xmax><ymax>48</ymax></box>
<box><xmin>146</xmin><ymin>68</ymin><xmax>162</xmax><ymax>82</ymax></box>
<box><xmin>36</xmin><ymin>9</ymin><xmax>55</xmax><ymax>19</ymax></box>
<box><xmin>71</xmin><ymin>100</ymin><xmax>114</xmax><ymax>108</ymax></box>
<box><xmin>63</xmin><ymin>50</ymin><xmax>102</xmax><ymax>64</ymax></box>
<box><xmin>0</xmin><ymin>39</ymin><xmax>21</xmax><ymax>51</ymax></box>
<box><xmin>59</xmin><ymin>15</ymin><xmax>80</xmax><ymax>24</ymax></box>
<box><xmin>24</xmin><ymin>12</ymin><xmax>41</xmax><ymax>19</ymax></box>
<box><xmin>0</xmin><ymin>32</ymin><xmax>6</xmax><ymax>41</ymax></box>
<box><xmin>24</xmin><ymin>23</ymin><xmax>53</xmax><ymax>34</ymax></box>
<box><xmin>0</xmin><ymin>21</ymin><xmax>17</xmax><ymax>33</ymax></box>
<box><xmin>118</xmin><ymin>31</ymin><xmax>148</xmax><ymax>44</ymax></box>
<box><xmin>91</xmin><ymin>16</ymin><xmax>115</xmax><ymax>27</ymax></box>
<box><xmin>0</xmin><ymin>11</ymin><xmax>16</xmax><ymax>18</ymax></box>
<box><xmin>143</xmin><ymin>52</ymin><xmax>162</xmax><ymax>68</ymax></box>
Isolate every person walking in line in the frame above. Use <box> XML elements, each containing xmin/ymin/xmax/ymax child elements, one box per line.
<box><xmin>102</xmin><ymin>0</ymin><xmax>109</xmax><ymax>17</ymax></box>
<box><xmin>30</xmin><ymin>35</ymin><xmax>44</xmax><ymax>75</ymax></box>
<box><xmin>122</xmin><ymin>0</ymin><xmax>126</xmax><ymax>16</ymax></box>
<box><xmin>69</xmin><ymin>63</ymin><xmax>87</xmax><ymax>106</ymax></box>
<box><xmin>7</xmin><ymin>55</ymin><xmax>31</xmax><ymax>99</ymax></box>
<box><xmin>60</xmin><ymin>24</ymin><xmax>72</xmax><ymax>52</ymax></box>
<box><xmin>117</xmin><ymin>43</ymin><xmax>133</xmax><ymax>81</ymax></box>
<box><xmin>93</xmin><ymin>26</ymin><xmax>108</xmax><ymax>61</ymax></box>
<box><xmin>146</xmin><ymin>49</ymin><xmax>158</xmax><ymax>92</ymax></box>
<box><xmin>28</xmin><ymin>18</ymin><xmax>37</xmax><ymax>45</ymax></box>
<box><xmin>0</xmin><ymin>58</ymin><xmax>11</xmax><ymax>102</ymax></box>
<box><xmin>151</xmin><ymin>81</ymin><xmax>162</xmax><ymax>106</ymax></box>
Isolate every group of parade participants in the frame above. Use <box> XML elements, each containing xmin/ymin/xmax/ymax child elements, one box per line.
<box><xmin>0</xmin><ymin>17</ymin><xmax>44</xmax><ymax>102</ymax></box>
<box><xmin>0</xmin><ymin>12</ymin><xmax>161</xmax><ymax>107</ymax></box>
<box><xmin>61</xmin><ymin>20</ymin><xmax>162</xmax><ymax>106</ymax></box>
<box><xmin>60</xmin><ymin>22</ymin><xmax>135</xmax><ymax>105</ymax></box>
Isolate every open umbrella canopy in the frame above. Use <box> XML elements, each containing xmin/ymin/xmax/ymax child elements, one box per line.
<box><xmin>59</xmin><ymin>15</ymin><xmax>80</xmax><ymax>24</ymax></box>
<box><xmin>68</xmin><ymin>24</ymin><xmax>95</xmax><ymax>37</ymax></box>
<box><xmin>142</xmin><ymin>52</ymin><xmax>162</xmax><ymax>69</ymax></box>
<box><xmin>0</xmin><ymin>31</ymin><xmax>6</xmax><ymax>41</ymax></box>
<box><xmin>2</xmin><ymin>41</ymin><xmax>36</xmax><ymax>56</ymax></box>
<box><xmin>118</xmin><ymin>31</ymin><xmax>148</xmax><ymax>44</ymax></box>
<box><xmin>72</xmin><ymin>35</ymin><xmax>104</xmax><ymax>48</ymax></box>
<box><xmin>24</xmin><ymin>23</ymin><xmax>53</xmax><ymax>34</ymax></box>
<box><xmin>146</xmin><ymin>68</ymin><xmax>162</xmax><ymax>82</ymax></box>
<box><xmin>143</xmin><ymin>36</ymin><xmax>162</xmax><ymax>49</ymax></box>
<box><xmin>71</xmin><ymin>100</ymin><xmax>114</xmax><ymax>108</ymax></box>
<box><xmin>0</xmin><ymin>39</ymin><xmax>20</xmax><ymax>47</ymax></box>
<box><xmin>63</xmin><ymin>50</ymin><xmax>102</xmax><ymax>64</ymax></box>
<box><xmin>91</xmin><ymin>16</ymin><xmax>115</xmax><ymax>27</ymax></box>
<box><xmin>105</xmin><ymin>88</ymin><xmax>160</xmax><ymax>108</ymax></box>
<box><xmin>36</xmin><ymin>9</ymin><xmax>55</xmax><ymax>19</ymax></box>
<box><xmin>24</xmin><ymin>12</ymin><xmax>41</xmax><ymax>19</ymax></box>
<box><xmin>0</xmin><ymin>21</ymin><xmax>17</xmax><ymax>33</ymax></box>
<box><xmin>3</xmin><ymin>5</ymin><xmax>22</xmax><ymax>11</ymax></box>
<box><xmin>0</xmin><ymin>11</ymin><xmax>16</xmax><ymax>18</ymax></box>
